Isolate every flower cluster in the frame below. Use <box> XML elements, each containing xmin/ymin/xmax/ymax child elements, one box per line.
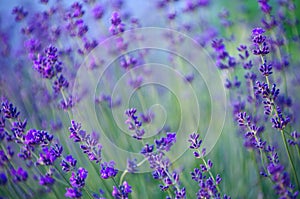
<box><xmin>236</xmin><ymin>112</ymin><xmax>266</xmax><ymax>149</ymax></box>
<box><xmin>2</xmin><ymin>0</ymin><xmax>300</xmax><ymax>198</ymax></box>
<box><xmin>12</xmin><ymin>6</ymin><xmax>28</xmax><ymax>22</ymax></box>
<box><xmin>33</xmin><ymin>45</ymin><xmax>69</xmax><ymax>93</ymax></box>
<box><xmin>36</xmin><ymin>144</ymin><xmax>63</xmax><ymax>165</ymax></box>
<box><xmin>100</xmin><ymin>161</ymin><xmax>118</xmax><ymax>179</ymax></box>
<box><xmin>125</xmin><ymin>108</ymin><xmax>145</xmax><ymax>140</ymax></box>
<box><xmin>139</xmin><ymin>130</ymin><xmax>185</xmax><ymax>198</ymax></box>
<box><xmin>112</xmin><ymin>181</ymin><xmax>132</xmax><ymax>199</ymax></box>
<box><xmin>70</xmin><ymin>167</ymin><xmax>88</xmax><ymax>188</ymax></box>
<box><xmin>10</xmin><ymin>167</ymin><xmax>28</xmax><ymax>183</ymax></box>
<box><xmin>262</xmin><ymin>146</ymin><xmax>299</xmax><ymax>198</ymax></box>
<box><xmin>211</xmin><ymin>39</ymin><xmax>236</xmax><ymax>70</ymax></box>
<box><xmin>230</xmin><ymin>24</ymin><xmax>299</xmax><ymax>198</ymax></box>
<box><xmin>69</xmin><ymin>120</ymin><xmax>102</xmax><ymax>163</ymax></box>
<box><xmin>188</xmin><ymin>133</ymin><xmax>230</xmax><ymax>199</ymax></box>
<box><xmin>61</xmin><ymin>155</ymin><xmax>77</xmax><ymax>172</ymax></box>
<box><xmin>109</xmin><ymin>12</ymin><xmax>125</xmax><ymax>35</ymax></box>
<box><xmin>24</xmin><ymin>129</ymin><xmax>53</xmax><ymax>146</ymax></box>
<box><xmin>251</xmin><ymin>28</ymin><xmax>270</xmax><ymax>56</ymax></box>
<box><xmin>0</xmin><ymin>98</ymin><xmax>64</xmax><ymax>196</ymax></box>
<box><xmin>65</xmin><ymin>2</ymin><xmax>88</xmax><ymax>38</ymax></box>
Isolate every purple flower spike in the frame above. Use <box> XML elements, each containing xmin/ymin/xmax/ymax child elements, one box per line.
<box><xmin>93</xmin><ymin>5</ymin><xmax>105</xmax><ymax>20</ymax></box>
<box><xmin>188</xmin><ymin>132</ymin><xmax>202</xmax><ymax>149</ymax></box>
<box><xmin>259</xmin><ymin>61</ymin><xmax>273</xmax><ymax>76</ymax></box>
<box><xmin>1</xmin><ymin>100</ymin><xmax>20</xmax><ymax>119</ymax></box>
<box><xmin>37</xmin><ymin>147</ymin><xmax>57</xmax><ymax>165</ymax></box>
<box><xmin>111</xmin><ymin>12</ymin><xmax>122</xmax><ymax>26</ymax></box>
<box><xmin>112</xmin><ymin>181</ymin><xmax>132</xmax><ymax>198</ymax></box>
<box><xmin>109</xmin><ymin>11</ymin><xmax>125</xmax><ymax>35</ymax></box>
<box><xmin>61</xmin><ymin>155</ymin><xmax>77</xmax><ymax>172</ymax></box>
<box><xmin>39</xmin><ymin>174</ymin><xmax>55</xmax><ymax>186</ymax></box>
<box><xmin>125</xmin><ymin>108</ymin><xmax>145</xmax><ymax>140</ymax></box>
<box><xmin>69</xmin><ymin>120</ymin><xmax>85</xmax><ymax>142</ymax></box>
<box><xmin>100</xmin><ymin>161</ymin><xmax>118</xmax><ymax>179</ymax></box>
<box><xmin>11</xmin><ymin>167</ymin><xmax>28</xmax><ymax>182</ymax></box>
<box><xmin>251</xmin><ymin>28</ymin><xmax>270</xmax><ymax>56</ymax></box>
<box><xmin>69</xmin><ymin>167</ymin><xmax>88</xmax><ymax>188</ymax></box>
<box><xmin>155</xmin><ymin>132</ymin><xmax>177</xmax><ymax>152</ymax></box>
<box><xmin>0</xmin><ymin>172</ymin><xmax>7</xmax><ymax>185</ymax></box>
<box><xmin>258</xmin><ymin>0</ymin><xmax>272</xmax><ymax>14</ymax></box>
<box><xmin>252</xmin><ymin>28</ymin><xmax>265</xmax><ymax>36</ymax></box>
<box><xmin>141</xmin><ymin>144</ymin><xmax>154</xmax><ymax>155</ymax></box>
<box><xmin>25</xmin><ymin>129</ymin><xmax>53</xmax><ymax>146</ymax></box>
<box><xmin>65</xmin><ymin>187</ymin><xmax>82</xmax><ymax>198</ymax></box>
<box><xmin>175</xmin><ymin>187</ymin><xmax>186</xmax><ymax>199</ymax></box>
<box><xmin>12</xmin><ymin>6</ymin><xmax>28</xmax><ymax>22</ymax></box>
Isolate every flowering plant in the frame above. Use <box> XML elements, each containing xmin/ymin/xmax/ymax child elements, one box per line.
<box><xmin>0</xmin><ymin>0</ymin><xmax>299</xmax><ymax>198</ymax></box>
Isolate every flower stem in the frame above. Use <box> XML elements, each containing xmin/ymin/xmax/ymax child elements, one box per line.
<box><xmin>119</xmin><ymin>158</ymin><xmax>147</xmax><ymax>184</ymax></box>
<box><xmin>280</xmin><ymin>130</ymin><xmax>299</xmax><ymax>189</ymax></box>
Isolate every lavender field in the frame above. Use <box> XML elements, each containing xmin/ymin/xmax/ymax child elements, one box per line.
<box><xmin>0</xmin><ymin>0</ymin><xmax>300</xmax><ymax>198</ymax></box>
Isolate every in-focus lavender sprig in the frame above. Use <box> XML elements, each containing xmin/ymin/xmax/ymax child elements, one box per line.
<box><xmin>125</xmin><ymin>108</ymin><xmax>185</xmax><ymax>198</ymax></box>
<box><xmin>100</xmin><ymin>161</ymin><xmax>118</xmax><ymax>179</ymax></box>
<box><xmin>112</xmin><ymin>180</ymin><xmax>132</xmax><ymax>199</ymax></box>
<box><xmin>236</xmin><ymin>111</ymin><xmax>299</xmax><ymax>198</ymax></box>
<box><xmin>68</xmin><ymin>120</ymin><xmax>102</xmax><ymax>163</ymax></box>
<box><xmin>251</xmin><ymin>28</ymin><xmax>270</xmax><ymax>56</ymax></box>
<box><xmin>188</xmin><ymin>132</ymin><xmax>230</xmax><ymax>199</ymax></box>
<box><xmin>125</xmin><ymin>108</ymin><xmax>145</xmax><ymax>140</ymax></box>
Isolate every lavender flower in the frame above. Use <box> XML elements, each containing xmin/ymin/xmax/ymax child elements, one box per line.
<box><xmin>125</xmin><ymin>108</ymin><xmax>145</xmax><ymax>140</ymax></box>
<box><xmin>33</xmin><ymin>45</ymin><xmax>69</xmax><ymax>97</ymax></box>
<box><xmin>70</xmin><ymin>167</ymin><xmax>88</xmax><ymax>188</ymax></box>
<box><xmin>1</xmin><ymin>100</ymin><xmax>20</xmax><ymax>119</ymax></box>
<box><xmin>211</xmin><ymin>39</ymin><xmax>236</xmax><ymax>71</ymax></box>
<box><xmin>24</xmin><ymin>129</ymin><xmax>53</xmax><ymax>146</ymax></box>
<box><xmin>175</xmin><ymin>187</ymin><xmax>186</xmax><ymax>199</ymax></box>
<box><xmin>100</xmin><ymin>161</ymin><xmax>118</xmax><ymax>179</ymax></box>
<box><xmin>61</xmin><ymin>155</ymin><xmax>77</xmax><ymax>172</ymax></box>
<box><xmin>126</xmin><ymin>158</ymin><xmax>138</xmax><ymax>173</ymax></box>
<box><xmin>70</xmin><ymin>2</ymin><xmax>85</xmax><ymax>18</ymax></box>
<box><xmin>252</xmin><ymin>28</ymin><xmax>270</xmax><ymax>55</ymax></box>
<box><xmin>11</xmin><ymin>167</ymin><xmax>28</xmax><ymax>182</ymax></box>
<box><xmin>92</xmin><ymin>5</ymin><xmax>105</xmax><ymax>20</ymax></box>
<box><xmin>12</xmin><ymin>6</ymin><xmax>28</xmax><ymax>22</ymax></box>
<box><xmin>263</xmin><ymin>146</ymin><xmax>299</xmax><ymax>198</ymax></box>
<box><xmin>112</xmin><ymin>181</ymin><xmax>132</xmax><ymax>199</ymax></box>
<box><xmin>189</xmin><ymin>133</ymin><xmax>230</xmax><ymax>199</ymax></box>
<box><xmin>288</xmin><ymin>131</ymin><xmax>300</xmax><ymax>146</ymax></box>
<box><xmin>39</xmin><ymin>174</ymin><xmax>55</xmax><ymax>186</ymax></box>
<box><xmin>259</xmin><ymin>61</ymin><xmax>273</xmax><ymax>76</ymax></box>
<box><xmin>188</xmin><ymin>132</ymin><xmax>202</xmax><ymax>149</ymax></box>
<box><xmin>0</xmin><ymin>172</ymin><xmax>7</xmax><ymax>185</ymax></box>
<box><xmin>109</xmin><ymin>12</ymin><xmax>125</xmax><ymax>35</ymax></box>
<box><xmin>258</xmin><ymin>0</ymin><xmax>272</xmax><ymax>14</ymax></box>
<box><xmin>2</xmin><ymin>1</ymin><xmax>300</xmax><ymax>198</ymax></box>
<box><xmin>65</xmin><ymin>187</ymin><xmax>82</xmax><ymax>198</ymax></box>
<box><xmin>69</xmin><ymin>120</ymin><xmax>84</xmax><ymax>142</ymax></box>
<box><xmin>53</xmin><ymin>75</ymin><xmax>69</xmax><ymax>93</ymax></box>
<box><xmin>60</xmin><ymin>95</ymin><xmax>74</xmax><ymax>110</ymax></box>
<box><xmin>69</xmin><ymin>120</ymin><xmax>102</xmax><ymax>163</ymax></box>
<box><xmin>155</xmin><ymin>132</ymin><xmax>176</xmax><ymax>152</ymax></box>
<box><xmin>37</xmin><ymin>147</ymin><xmax>58</xmax><ymax>165</ymax></box>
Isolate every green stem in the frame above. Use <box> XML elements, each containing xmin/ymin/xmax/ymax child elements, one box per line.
<box><xmin>83</xmin><ymin>187</ymin><xmax>94</xmax><ymax>199</ymax></box>
<box><xmin>281</xmin><ymin>130</ymin><xmax>299</xmax><ymax>189</ymax></box>
<box><xmin>119</xmin><ymin>158</ymin><xmax>147</xmax><ymax>184</ymax></box>
<box><xmin>196</xmin><ymin>149</ymin><xmax>221</xmax><ymax>194</ymax></box>
<box><xmin>251</xmin><ymin>150</ymin><xmax>264</xmax><ymax>197</ymax></box>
